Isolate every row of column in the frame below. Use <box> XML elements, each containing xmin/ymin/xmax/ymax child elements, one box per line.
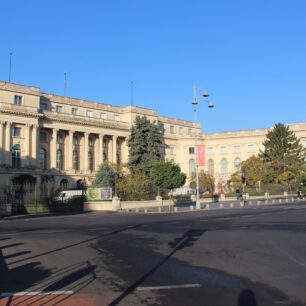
<box><xmin>0</xmin><ymin>121</ymin><xmax>38</xmax><ymax>165</ymax></box>
<box><xmin>49</xmin><ymin>128</ymin><xmax>122</xmax><ymax>172</ymax></box>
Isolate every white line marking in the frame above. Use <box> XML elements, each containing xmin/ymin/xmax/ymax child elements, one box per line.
<box><xmin>137</xmin><ymin>284</ymin><xmax>201</xmax><ymax>291</ymax></box>
<box><xmin>0</xmin><ymin>291</ymin><xmax>74</xmax><ymax>297</ymax></box>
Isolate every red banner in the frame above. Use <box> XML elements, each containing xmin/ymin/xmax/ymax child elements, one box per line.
<box><xmin>198</xmin><ymin>144</ymin><xmax>205</xmax><ymax>166</ymax></box>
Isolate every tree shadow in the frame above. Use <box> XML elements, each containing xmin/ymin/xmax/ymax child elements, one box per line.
<box><xmin>108</xmin><ymin>228</ymin><xmax>205</xmax><ymax>306</ymax></box>
<box><xmin>238</xmin><ymin>288</ymin><xmax>258</xmax><ymax>306</ymax></box>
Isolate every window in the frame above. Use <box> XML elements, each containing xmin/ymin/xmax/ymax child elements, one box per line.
<box><xmin>89</xmin><ymin>137</ymin><xmax>94</xmax><ymax>146</ymax></box>
<box><xmin>234</xmin><ymin>157</ymin><xmax>241</xmax><ymax>172</ymax></box>
<box><xmin>207</xmin><ymin>159</ymin><xmax>214</xmax><ymax>175</ymax></box>
<box><xmin>56</xmin><ymin>105</ymin><xmax>62</xmax><ymax>113</ymax></box>
<box><xmin>189</xmin><ymin>147</ymin><xmax>195</xmax><ymax>154</ymax></box>
<box><xmin>88</xmin><ymin>151</ymin><xmax>94</xmax><ymax>171</ymax></box>
<box><xmin>233</xmin><ymin>145</ymin><xmax>241</xmax><ymax>153</ymax></box>
<box><xmin>56</xmin><ymin>149</ymin><xmax>63</xmax><ymax>169</ymax></box>
<box><xmin>12</xmin><ymin>144</ymin><xmax>21</xmax><ymax>168</ymax></box>
<box><xmin>40</xmin><ymin>102</ymin><xmax>48</xmax><ymax>111</ymax></box>
<box><xmin>220</xmin><ymin>146</ymin><xmax>228</xmax><ymax>154</ymax></box>
<box><xmin>73</xmin><ymin>135</ymin><xmax>79</xmax><ymax>145</ymax></box>
<box><xmin>40</xmin><ymin>131</ymin><xmax>47</xmax><ymax>142</ymax></box>
<box><xmin>100</xmin><ymin>113</ymin><xmax>107</xmax><ymax>120</ymax></box>
<box><xmin>14</xmin><ymin>95</ymin><xmax>22</xmax><ymax>105</ymax></box>
<box><xmin>73</xmin><ymin>150</ymin><xmax>79</xmax><ymax>170</ymax></box>
<box><xmin>103</xmin><ymin>139</ymin><xmax>108</xmax><ymax>161</ymax></box>
<box><xmin>179</xmin><ymin>127</ymin><xmax>183</xmax><ymax>135</ymax></box>
<box><xmin>207</xmin><ymin>147</ymin><xmax>214</xmax><ymax>155</ymax></box>
<box><xmin>71</xmin><ymin>108</ymin><xmax>78</xmax><ymax>115</ymax></box>
<box><xmin>170</xmin><ymin>147</ymin><xmax>174</xmax><ymax>155</ymax></box>
<box><xmin>38</xmin><ymin>148</ymin><xmax>47</xmax><ymax>169</ymax></box>
<box><xmin>12</xmin><ymin>127</ymin><xmax>21</xmax><ymax>137</ymax></box>
<box><xmin>114</xmin><ymin>115</ymin><xmax>120</xmax><ymax>122</ymax></box>
<box><xmin>189</xmin><ymin>159</ymin><xmax>196</xmax><ymax>175</ymax></box>
<box><xmin>86</xmin><ymin>110</ymin><xmax>93</xmax><ymax>117</ymax></box>
<box><xmin>188</xmin><ymin>128</ymin><xmax>192</xmax><ymax>135</ymax></box>
<box><xmin>220</xmin><ymin>158</ymin><xmax>228</xmax><ymax>175</ymax></box>
<box><xmin>57</xmin><ymin>133</ymin><xmax>64</xmax><ymax>144</ymax></box>
<box><xmin>247</xmin><ymin>144</ymin><xmax>255</xmax><ymax>152</ymax></box>
<box><xmin>170</xmin><ymin>126</ymin><xmax>174</xmax><ymax>134</ymax></box>
<box><xmin>60</xmin><ymin>179</ymin><xmax>68</xmax><ymax>190</ymax></box>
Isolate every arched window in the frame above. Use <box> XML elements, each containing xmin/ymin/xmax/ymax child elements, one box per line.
<box><xmin>207</xmin><ymin>159</ymin><xmax>214</xmax><ymax>175</ymax></box>
<box><xmin>12</xmin><ymin>144</ymin><xmax>21</xmax><ymax>168</ymax></box>
<box><xmin>234</xmin><ymin>157</ymin><xmax>241</xmax><ymax>172</ymax></box>
<box><xmin>220</xmin><ymin>158</ymin><xmax>228</xmax><ymax>175</ymax></box>
<box><xmin>189</xmin><ymin>159</ymin><xmax>196</xmax><ymax>175</ymax></box>
<box><xmin>73</xmin><ymin>150</ymin><xmax>79</xmax><ymax>170</ymax></box>
<box><xmin>60</xmin><ymin>179</ymin><xmax>68</xmax><ymax>190</ymax></box>
<box><xmin>38</xmin><ymin>148</ymin><xmax>47</xmax><ymax>169</ymax></box>
<box><xmin>56</xmin><ymin>149</ymin><xmax>63</xmax><ymax>170</ymax></box>
<box><xmin>88</xmin><ymin>151</ymin><xmax>94</xmax><ymax>171</ymax></box>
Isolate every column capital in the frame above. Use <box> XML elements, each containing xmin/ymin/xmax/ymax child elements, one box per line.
<box><xmin>68</xmin><ymin>130</ymin><xmax>74</xmax><ymax>136</ymax></box>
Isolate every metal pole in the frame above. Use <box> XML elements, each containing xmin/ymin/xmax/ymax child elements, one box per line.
<box><xmin>194</xmin><ymin>86</ymin><xmax>201</xmax><ymax>209</ymax></box>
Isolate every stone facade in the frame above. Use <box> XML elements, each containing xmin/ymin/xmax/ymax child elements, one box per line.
<box><xmin>0</xmin><ymin>80</ymin><xmax>305</xmax><ymax>194</ymax></box>
<box><xmin>0</xmin><ymin>80</ymin><xmax>203</xmax><ymax>193</ymax></box>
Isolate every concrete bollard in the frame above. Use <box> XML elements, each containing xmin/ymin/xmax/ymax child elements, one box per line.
<box><xmin>240</xmin><ymin>201</ymin><xmax>244</xmax><ymax>207</ymax></box>
<box><xmin>230</xmin><ymin>203</ymin><xmax>233</xmax><ymax>208</ymax></box>
<box><xmin>272</xmin><ymin>199</ymin><xmax>275</xmax><ymax>204</ymax></box>
<box><xmin>190</xmin><ymin>205</ymin><xmax>194</xmax><ymax>211</ymax></box>
<box><xmin>158</xmin><ymin>207</ymin><xmax>162</xmax><ymax>213</ymax></box>
<box><xmin>265</xmin><ymin>200</ymin><xmax>268</xmax><ymax>205</ymax></box>
<box><xmin>206</xmin><ymin>204</ymin><xmax>210</xmax><ymax>209</ymax></box>
<box><xmin>286</xmin><ymin>198</ymin><xmax>289</xmax><ymax>203</ymax></box>
<box><xmin>144</xmin><ymin>208</ymin><xmax>148</xmax><ymax>213</ymax></box>
<box><xmin>257</xmin><ymin>201</ymin><xmax>261</xmax><ymax>205</ymax></box>
<box><xmin>219</xmin><ymin>203</ymin><xmax>223</xmax><ymax>209</ymax></box>
<box><xmin>279</xmin><ymin>199</ymin><xmax>282</xmax><ymax>203</ymax></box>
<box><xmin>174</xmin><ymin>207</ymin><xmax>178</xmax><ymax>212</ymax></box>
<box><xmin>136</xmin><ymin>208</ymin><xmax>139</xmax><ymax>213</ymax></box>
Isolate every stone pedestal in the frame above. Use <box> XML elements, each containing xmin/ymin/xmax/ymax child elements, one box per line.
<box><xmin>156</xmin><ymin>195</ymin><xmax>163</xmax><ymax>206</ymax></box>
<box><xmin>112</xmin><ymin>196</ymin><xmax>121</xmax><ymax>211</ymax></box>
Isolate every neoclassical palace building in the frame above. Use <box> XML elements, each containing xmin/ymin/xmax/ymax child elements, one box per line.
<box><xmin>0</xmin><ymin>80</ymin><xmax>305</xmax><ymax>194</ymax></box>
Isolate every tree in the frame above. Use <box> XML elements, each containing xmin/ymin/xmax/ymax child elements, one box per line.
<box><xmin>189</xmin><ymin>171</ymin><xmax>215</xmax><ymax>194</ymax></box>
<box><xmin>116</xmin><ymin>170</ymin><xmax>156</xmax><ymax>201</ymax></box>
<box><xmin>241</xmin><ymin>156</ymin><xmax>265</xmax><ymax>187</ymax></box>
<box><xmin>259</xmin><ymin>123</ymin><xmax>305</xmax><ymax>178</ymax></box>
<box><xmin>228</xmin><ymin>172</ymin><xmax>242</xmax><ymax>191</ymax></box>
<box><xmin>128</xmin><ymin>116</ymin><xmax>163</xmax><ymax>173</ymax></box>
<box><xmin>276</xmin><ymin>171</ymin><xmax>296</xmax><ymax>191</ymax></box>
<box><xmin>151</xmin><ymin>160</ymin><xmax>186</xmax><ymax>194</ymax></box>
<box><xmin>92</xmin><ymin>163</ymin><xmax>117</xmax><ymax>190</ymax></box>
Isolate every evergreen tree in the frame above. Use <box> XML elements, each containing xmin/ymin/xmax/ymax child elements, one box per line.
<box><xmin>128</xmin><ymin>116</ymin><xmax>163</xmax><ymax>173</ymax></box>
<box><xmin>259</xmin><ymin>123</ymin><xmax>305</xmax><ymax>177</ymax></box>
<box><xmin>92</xmin><ymin>163</ymin><xmax>117</xmax><ymax>189</ymax></box>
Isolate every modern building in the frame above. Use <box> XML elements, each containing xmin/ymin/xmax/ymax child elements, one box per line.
<box><xmin>0</xmin><ymin>80</ymin><xmax>305</xmax><ymax>195</ymax></box>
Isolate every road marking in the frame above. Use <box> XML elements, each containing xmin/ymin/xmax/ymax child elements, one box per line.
<box><xmin>137</xmin><ymin>284</ymin><xmax>201</xmax><ymax>291</ymax></box>
<box><xmin>0</xmin><ymin>291</ymin><xmax>74</xmax><ymax>297</ymax></box>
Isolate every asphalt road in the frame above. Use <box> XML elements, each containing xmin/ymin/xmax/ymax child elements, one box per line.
<box><xmin>1</xmin><ymin>202</ymin><xmax>306</xmax><ymax>306</ymax></box>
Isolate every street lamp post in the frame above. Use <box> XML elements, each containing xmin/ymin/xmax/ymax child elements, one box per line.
<box><xmin>192</xmin><ymin>86</ymin><xmax>214</xmax><ymax>209</ymax></box>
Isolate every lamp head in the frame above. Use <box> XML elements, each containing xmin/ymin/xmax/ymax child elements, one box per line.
<box><xmin>202</xmin><ymin>92</ymin><xmax>209</xmax><ymax>98</ymax></box>
<box><xmin>192</xmin><ymin>98</ymin><xmax>198</xmax><ymax>105</ymax></box>
<box><xmin>208</xmin><ymin>102</ymin><xmax>214</xmax><ymax>108</ymax></box>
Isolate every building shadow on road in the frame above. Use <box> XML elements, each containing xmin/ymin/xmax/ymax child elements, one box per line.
<box><xmin>108</xmin><ymin>228</ymin><xmax>205</xmax><ymax>306</ymax></box>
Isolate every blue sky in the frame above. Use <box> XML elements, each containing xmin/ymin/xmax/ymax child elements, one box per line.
<box><xmin>1</xmin><ymin>0</ymin><xmax>305</xmax><ymax>133</ymax></box>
